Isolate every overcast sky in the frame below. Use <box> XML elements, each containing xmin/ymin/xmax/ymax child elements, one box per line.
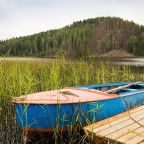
<box><xmin>0</xmin><ymin>0</ymin><xmax>144</xmax><ymax>40</ymax></box>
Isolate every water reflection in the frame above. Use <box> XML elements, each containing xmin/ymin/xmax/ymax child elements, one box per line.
<box><xmin>115</xmin><ymin>58</ymin><xmax>144</xmax><ymax>66</ymax></box>
<box><xmin>0</xmin><ymin>57</ymin><xmax>144</xmax><ymax>66</ymax></box>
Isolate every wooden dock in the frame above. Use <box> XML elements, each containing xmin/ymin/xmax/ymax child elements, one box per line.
<box><xmin>84</xmin><ymin>105</ymin><xmax>144</xmax><ymax>144</ymax></box>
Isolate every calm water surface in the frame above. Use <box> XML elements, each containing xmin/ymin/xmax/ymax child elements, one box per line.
<box><xmin>115</xmin><ymin>58</ymin><xmax>144</xmax><ymax>66</ymax></box>
<box><xmin>0</xmin><ymin>57</ymin><xmax>144</xmax><ymax>66</ymax></box>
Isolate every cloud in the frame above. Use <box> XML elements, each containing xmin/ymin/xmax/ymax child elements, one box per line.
<box><xmin>0</xmin><ymin>0</ymin><xmax>144</xmax><ymax>40</ymax></box>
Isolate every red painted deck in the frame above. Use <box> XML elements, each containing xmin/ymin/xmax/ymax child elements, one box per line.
<box><xmin>12</xmin><ymin>88</ymin><xmax>117</xmax><ymax>104</ymax></box>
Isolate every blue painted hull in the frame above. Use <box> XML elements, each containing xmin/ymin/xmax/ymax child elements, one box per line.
<box><xmin>14</xmin><ymin>82</ymin><xmax>144</xmax><ymax>131</ymax></box>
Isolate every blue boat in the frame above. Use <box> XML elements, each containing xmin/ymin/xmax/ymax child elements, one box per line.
<box><xmin>12</xmin><ymin>82</ymin><xmax>144</xmax><ymax>133</ymax></box>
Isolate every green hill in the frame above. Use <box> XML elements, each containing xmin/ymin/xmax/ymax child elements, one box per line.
<box><xmin>0</xmin><ymin>17</ymin><xmax>144</xmax><ymax>57</ymax></box>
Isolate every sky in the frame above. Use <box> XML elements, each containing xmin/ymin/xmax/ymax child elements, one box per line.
<box><xmin>0</xmin><ymin>0</ymin><xmax>144</xmax><ymax>40</ymax></box>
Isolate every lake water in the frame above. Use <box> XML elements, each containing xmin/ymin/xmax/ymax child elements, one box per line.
<box><xmin>0</xmin><ymin>57</ymin><xmax>54</xmax><ymax>62</ymax></box>
<box><xmin>0</xmin><ymin>57</ymin><xmax>144</xmax><ymax>66</ymax></box>
<box><xmin>114</xmin><ymin>58</ymin><xmax>144</xmax><ymax>66</ymax></box>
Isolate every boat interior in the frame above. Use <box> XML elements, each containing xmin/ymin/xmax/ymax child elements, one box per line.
<box><xmin>83</xmin><ymin>83</ymin><xmax>144</xmax><ymax>95</ymax></box>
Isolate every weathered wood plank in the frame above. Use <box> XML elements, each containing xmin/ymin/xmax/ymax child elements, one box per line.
<box><xmin>125</xmin><ymin>130</ymin><xmax>144</xmax><ymax>144</ymax></box>
<box><xmin>107</xmin><ymin>119</ymin><xmax>144</xmax><ymax>140</ymax></box>
<box><xmin>84</xmin><ymin>104</ymin><xmax>144</xmax><ymax>132</ymax></box>
<box><xmin>84</xmin><ymin>105</ymin><xmax>144</xmax><ymax>144</ymax></box>
<box><xmin>117</xmin><ymin>127</ymin><xmax>144</xmax><ymax>143</ymax></box>
<box><xmin>95</xmin><ymin>113</ymin><xmax>144</xmax><ymax>136</ymax></box>
<box><xmin>91</xmin><ymin>109</ymin><xmax>144</xmax><ymax>134</ymax></box>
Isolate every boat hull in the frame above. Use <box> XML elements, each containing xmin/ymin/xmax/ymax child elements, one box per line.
<box><xmin>15</xmin><ymin>90</ymin><xmax>144</xmax><ymax>132</ymax></box>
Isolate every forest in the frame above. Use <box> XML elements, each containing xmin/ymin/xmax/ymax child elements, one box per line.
<box><xmin>0</xmin><ymin>17</ymin><xmax>144</xmax><ymax>57</ymax></box>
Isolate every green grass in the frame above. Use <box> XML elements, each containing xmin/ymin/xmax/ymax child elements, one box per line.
<box><xmin>0</xmin><ymin>58</ymin><xmax>144</xmax><ymax>143</ymax></box>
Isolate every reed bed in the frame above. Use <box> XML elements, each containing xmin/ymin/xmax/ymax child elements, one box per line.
<box><xmin>0</xmin><ymin>58</ymin><xmax>144</xmax><ymax>144</ymax></box>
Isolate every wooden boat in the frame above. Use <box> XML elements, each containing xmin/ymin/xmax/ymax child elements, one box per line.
<box><xmin>12</xmin><ymin>82</ymin><xmax>144</xmax><ymax>133</ymax></box>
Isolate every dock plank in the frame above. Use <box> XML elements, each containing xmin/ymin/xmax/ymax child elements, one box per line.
<box><xmin>84</xmin><ymin>105</ymin><xmax>144</xmax><ymax>144</ymax></box>
<box><xmin>93</xmin><ymin>110</ymin><xmax>144</xmax><ymax>134</ymax></box>
<box><xmin>125</xmin><ymin>131</ymin><xmax>144</xmax><ymax>144</ymax></box>
<box><xmin>85</xmin><ymin>105</ymin><xmax>144</xmax><ymax>132</ymax></box>
<box><xmin>107</xmin><ymin>119</ymin><xmax>144</xmax><ymax>140</ymax></box>
<box><xmin>117</xmin><ymin>127</ymin><xmax>144</xmax><ymax>143</ymax></box>
<box><xmin>96</xmin><ymin>113</ymin><xmax>144</xmax><ymax>136</ymax></box>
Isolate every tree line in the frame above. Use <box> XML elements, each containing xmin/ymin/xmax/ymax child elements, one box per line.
<box><xmin>0</xmin><ymin>17</ymin><xmax>144</xmax><ymax>57</ymax></box>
